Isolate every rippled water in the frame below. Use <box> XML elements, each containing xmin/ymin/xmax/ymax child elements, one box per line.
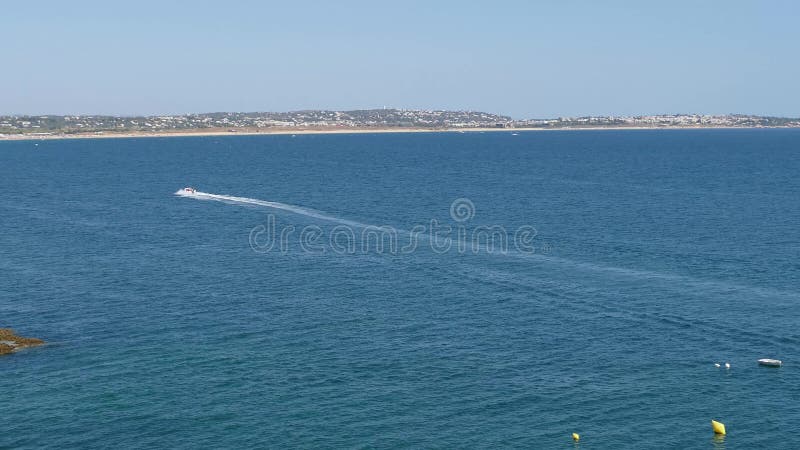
<box><xmin>2</xmin><ymin>130</ymin><xmax>799</xmax><ymax>448</ymax></box>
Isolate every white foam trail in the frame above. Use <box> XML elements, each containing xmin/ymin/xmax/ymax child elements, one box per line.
<box><xmin>176</xmin><ymin>189</ymin><xmax>799</xmax><ymax>300</ymax></box>
<box><xmin>175</xmin><ymin>190</ymin><xmax>370</xmax><ymax>228</ymax></box>
<box><xmin>508</xmin><ymin>251</ymin><xmax>799</xmax><ymax>300</ymax></box>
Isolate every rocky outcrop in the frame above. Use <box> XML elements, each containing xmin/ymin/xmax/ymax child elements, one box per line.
<box><xmin>0</xmin><ymin>329</ymin><xmax>44</xmax><ymax>355</ymax></box>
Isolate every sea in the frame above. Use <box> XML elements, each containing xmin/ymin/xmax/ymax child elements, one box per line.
<box><xmin>1</xmin><ymin>129</ymin><xmax>799</xmax><ymax>448</ymax></box>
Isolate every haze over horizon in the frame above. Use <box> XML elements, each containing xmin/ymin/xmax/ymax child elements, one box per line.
<box><xmin>2</xmin><ymin>1</ymin><xmax>798</xmax><ymax>118</ymax></box>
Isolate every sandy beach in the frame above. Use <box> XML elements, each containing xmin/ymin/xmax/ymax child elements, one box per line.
<box><xmin>0</xmin><ymin>127</ymin><xmax>494</xmax><ymax>141</ymax></box>
<box><xmin>0</xmin><ymin>125</ymin><xmax>783</xmax><ymax>142</ymax></box>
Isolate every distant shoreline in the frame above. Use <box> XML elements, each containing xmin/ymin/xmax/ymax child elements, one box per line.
<box><xmin>0</xmin><ymin>125</ymin><xmax>797</xmax><ymax>142</ymax></box>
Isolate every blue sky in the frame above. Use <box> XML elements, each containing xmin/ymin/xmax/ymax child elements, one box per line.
<box><xmin>1</xmin><ymin>1</ymin><xmax>798</xmax><ymax>118</ymax></box>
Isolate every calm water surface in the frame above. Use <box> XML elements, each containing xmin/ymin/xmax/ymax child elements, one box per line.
<box><xmin>1</xmin><ymin>130</ymin><xmax>799</xmax><ymax>448</ymax></box>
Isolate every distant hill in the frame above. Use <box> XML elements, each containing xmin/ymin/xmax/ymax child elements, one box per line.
<box><xmin>1</xmin><ymin>110</ymin><xmax>798</xmax><ymax>135</ymax></box>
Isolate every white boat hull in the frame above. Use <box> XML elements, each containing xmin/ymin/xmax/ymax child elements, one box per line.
<box><xmin>758</xmin><ymin>359</ymin><xmax>782</xmax><ymax>367</ymax></box>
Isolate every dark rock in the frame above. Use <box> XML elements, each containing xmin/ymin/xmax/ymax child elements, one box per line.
<box><xmin>0</xmin><ymin>329</ymin><xmax>45</xmax><ymax>355</ymax></box>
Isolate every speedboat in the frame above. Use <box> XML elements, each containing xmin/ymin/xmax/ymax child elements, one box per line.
<box><xmin>182</xmin><ymin>187</ymin><xmax>196</xmax><ymax>194</ymax></box>
<box><xmin>758</xmin><ymin>358</ymin><xmax>782</xmax><ymax>367</ymax></box>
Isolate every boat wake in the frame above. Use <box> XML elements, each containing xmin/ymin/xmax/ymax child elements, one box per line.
<box><xmin>174</xmin><ymin>189</ymin><xmax>369</xmax><ymax>228</ymax></box>
<box><xmin>175</xmin><ymin>188</ymin><xmax>800</xmax><ymax>302</ymax></box>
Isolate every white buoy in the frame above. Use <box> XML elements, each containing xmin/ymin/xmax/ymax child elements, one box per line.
<box><xmin>758</xmin><ymin>358</ymin><xmax>782</xmax><ymax>367</ymax></box>
<box><xmin>725</xmin><ymin>362</ymin><xmax>731</xmax><ymax>369</ymax></box>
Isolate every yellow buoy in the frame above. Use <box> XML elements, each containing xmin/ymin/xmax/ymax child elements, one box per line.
<box><xmin>711</xmin><ymin>420</ymin><xmax>726</xmax><ymax>435</ymax></box>
<box><xmin>572</xmin><ymin>432</ymin><xmax>580</xmax><ymax>442</ymax></box>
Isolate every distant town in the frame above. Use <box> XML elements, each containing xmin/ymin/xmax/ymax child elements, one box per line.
<box><xmin>1</xmin><ymin>109</ymin><xmax>799</xmax><ymax>138</ymax></box>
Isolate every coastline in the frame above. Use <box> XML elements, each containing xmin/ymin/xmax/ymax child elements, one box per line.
<box><xmin>0</xmin><ymin>125</ymin><xmax>795</xmax><ymax>142</ymax></box>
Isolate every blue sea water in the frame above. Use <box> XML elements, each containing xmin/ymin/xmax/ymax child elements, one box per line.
<box><xmin>1</xmin><ymin>129</ymin><xmax>799</xmax><ymax>448</ymax></box>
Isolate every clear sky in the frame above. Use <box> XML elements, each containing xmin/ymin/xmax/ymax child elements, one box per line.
<box><xmin>2</xmin><ymin>1</ymin><xmax>798</xmax><ymax>118</ymax></box>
